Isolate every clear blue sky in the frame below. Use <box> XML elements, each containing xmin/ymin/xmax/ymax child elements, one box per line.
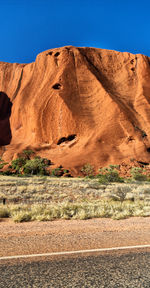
<box><xmin>0</xmin><ymin>0</ymin><xmax>150</xmax><ymax>63</ymax></box>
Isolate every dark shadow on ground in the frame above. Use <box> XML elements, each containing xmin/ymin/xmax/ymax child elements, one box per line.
<box><xmin>0</xmin><ymin>91</ymin><xmax>12</xmax><ymax>146</ymax></box>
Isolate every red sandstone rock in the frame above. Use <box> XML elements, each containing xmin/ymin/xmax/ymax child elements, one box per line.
<box><xmin>0</xmin><ymin>46</ymin><xmax>150</xmax><ymax>175</ymax></box>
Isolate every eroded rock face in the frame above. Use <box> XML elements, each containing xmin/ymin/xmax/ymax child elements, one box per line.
<box><xmin>0</xmin><ymin>46</ymin><xmax>150</xmax><ymax>174</ymax></box>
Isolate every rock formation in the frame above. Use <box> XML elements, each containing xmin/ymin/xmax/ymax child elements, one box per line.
<box><xmin>0</xmin><ymin>46</ymin><xmax>150</xmax><ymax>174</ymax></box>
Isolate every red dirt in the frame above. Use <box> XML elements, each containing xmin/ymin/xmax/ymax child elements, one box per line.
<box><xmin>0</xmin><ymin>46</ymin><xmax>150</xmax><ymax>175</ymax></box>
<box><xmin>0</xmin><ymin>217</ymin><xmax>150</xmax><ymax>258</ymax></box>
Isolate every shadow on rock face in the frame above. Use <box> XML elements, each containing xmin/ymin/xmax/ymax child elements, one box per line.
<box><xmin>0</xmin><ymin>92</ymin><xmax>12</xmax><ymax>146</ymax></box>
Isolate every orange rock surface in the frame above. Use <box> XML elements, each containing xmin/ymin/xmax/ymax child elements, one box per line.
<box><xmin>0</xmin><ymin>46</ymin><xmax>150</xmax><ymax>174</ymax></box>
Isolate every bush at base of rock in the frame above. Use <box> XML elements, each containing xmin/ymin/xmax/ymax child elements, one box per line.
<box><xmin>130</xmin><ymin>167</ymin><xmax>148</xmax><ymax>181</ymax></box>
<box><xmin>0</xmin><ymin>158</ymin><xmax>8</xmax><ymax>170</ymax></box>
<box><xmin>51</xmin><ymin>168</ymin><xmax>64</xmax><ymax>177</ymax></box>
<box><xmin>63</xmin><ymin>173</ymin><xmax>72</xmax><ymax>177</ymax></box>
<box><xmin>97</xmin><ymin>166</ymin><xmax>124</xmax><ymax>184</ymax></box>
<box><xmin>1</xmin><ymin>150</ymin><xmax>52</xmax><ymax>176</ymax></box>
<box><xmin>23</xmin><ymin>158</ymin><xmax>49</xmax><ymax>175</ymax></box>
<box><xmin>51</xmin><ymin>167</ymin><xmax>71</xmax><ymax>177</ymax></box>
<box><xmin>11</xmin><ymin>158</ymin><xmax>27</xmax><ymax>173</ymax></box>
<box><xmin>81</xmin><ymin>163</ymin><xmax>94</xmax><ymax>177</ymax></box>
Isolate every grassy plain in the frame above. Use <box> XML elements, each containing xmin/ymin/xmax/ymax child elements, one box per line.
<box><xmin>0</xmin><ymin>176</ymin><xmax>150</xmax><ymax>222</ymax></box>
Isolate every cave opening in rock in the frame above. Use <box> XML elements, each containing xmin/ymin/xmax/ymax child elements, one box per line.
<box><xmin>52</xmin><ymin>83</ymin><xmax>61</xmax><ymax>90</ymax></box>
<box><xmin>0</xmin><ymin>91</ymin><xmax>12</xmax><ymax>145</ymax></box>
<box><xmin>57</xmin><ymin>137</ymin><xmax>67</xmax><ymax>145</ymax></box>
<box><xmin>54</xmin><ymin>52</ymin><xmax>60</xmax><ymax>57</ymax></box>
<box><xmin>147</xmin><ymin>148</ymin><xmax>150</xmax><ymax>153</ymax></box>
<box><xmin>67</xmin><ymin>134</ymin><xmax>76</xmax><ymax>141</ymax></box>
<box><xmin>57</xmin><ymin>134</ymin><xmax>76</xmax><ymax>145</ymax></box>
<box><xmin>47</xmin><ymin>51</ymin><xmax>53</xmax><ymax>56</ymax></box>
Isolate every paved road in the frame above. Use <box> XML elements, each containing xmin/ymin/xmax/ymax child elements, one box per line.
<box><xmin>0</xmin><ymin>249</ymin><xmax>150</xmax><ymax>288</ymax></box>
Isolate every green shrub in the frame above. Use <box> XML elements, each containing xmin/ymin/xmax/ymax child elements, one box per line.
<box><xmin>42</xmin><ymin>158</ymin><xmax>51</xmax><ymax>165</ymax></box>
<box><xmin>11</xmin><ymin>157</ymin><xmax>26</xmax><ymax>173</ymax></box>
<box><xmin>10</xmin><ymin>154</ymin><xmax>51</xmax><ymax>176</ymax></box>
<box><xmin>51</xmin><ymin>167</ymin><xmax>63</xmax><ymax>177</ymax></box>
<box><xmin>97</xmin><ymin>174</ymin><xmax>109</xmax><ymax>184</ymax></box>
<box><xmin>109</xmin><ymin>164</ymin><xmax>120</xmax><ymax>169</ymax></box>
<box><xmin>98</xmin><ymin>166</ymin><xmax>124</xmax><ymax>184</ymax></box>
<box><xmin>130</xmin><ymin>167</ymin><xmax>147</xmax><ymax>181</ymax></box>
<box><xmin>63</xmin><ymin>169</ymin><xmax>69</xmax><ymax>174</ymax></box>
<box><xmin>81</xmin><ymin>163</ymin><xmax>94</xmax><ymax>177</ymax></box>
<box><xmin>0</xmin><ymin>158</ymin><xmax>8</xmax><ymax>169</ymax></box>
<box><xmin>1</xmin><ymin>170</ymin><xmax>13</xmax><ymax>176</ymax></box>
<box><xmin>22</xmin><ymin>149</ymin><xmax>35</xmax><ymax>160</ymax></box>
<box><xmin>0</xmin><ymin>163</ymin><xmax>5</xmax><ymax>169</ymax></box>
<box><xmin>23</xmin><ymin>158</ymin><xmax>48</xmax><ymax>175</ymax></box>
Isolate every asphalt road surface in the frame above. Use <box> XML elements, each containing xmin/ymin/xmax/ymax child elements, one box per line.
<box><xmin>0</xmin><ymin>249</ymin><xmax>150</xmax><ymax>288</ymax></box>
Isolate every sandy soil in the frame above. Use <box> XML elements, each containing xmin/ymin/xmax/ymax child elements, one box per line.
<box><xmin>0</xmin><ymin>217</ymin><xmax>150</xmax><ymax>258</ymax></box>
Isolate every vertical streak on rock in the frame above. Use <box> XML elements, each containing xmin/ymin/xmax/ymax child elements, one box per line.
<box><xmin>12</xmin><ymin>69</ymin><xmax>23</xmax><ymax>102</ymax></box>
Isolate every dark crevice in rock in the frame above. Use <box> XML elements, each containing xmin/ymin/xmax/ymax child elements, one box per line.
<box><xmin>0</xmin><ymin>91</ymin><xmax>12</xmax><ymax>146</ymax></box>
<box><xmin>57</xmin><ymin>137</ymin><xmax>67</xmax><ymax>145</ymax></box>
<box><xmin>47</xmin><ymin>51</ymin><xmax>53</xmax><ymax>56</ymax></box>
<box><xmin>67</xmin><ymin>134</ymin><xmax>76</xmax><ymax>141</ymax></box>
<box><xmin>52</xmin><ymin>83</ymin><xmax>61</xmax><ymax>90</ymax></box>
<box><xmin>128</xmin><ymin>136</ymin><xmax>134</xmax><ymax>142</ymax></box>
<box><xmin>134</xmin><ymin>126</ymin><xmax>147</xmax><ymax>138</ymax></box>
<box><xmin>130</xmin><ymin>59</ymin><xmax>134</xmax><ymax>64</ymax></box>
<box><xmin>57</xmin><ymin>134</ymin><xmax>76</xmax><ymax>145</ymax></box>
<box><xmin>54</xmin><ymin>52</ymin><xmax>60</xmax><ymax>57</ymax></box>
<box><xmin>137</xmin><ymin>161</ymin><xmax>149</xmax><ymax>166</ymax></box>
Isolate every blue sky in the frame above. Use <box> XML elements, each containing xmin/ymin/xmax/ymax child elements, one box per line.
<box><xmin>0</xmin><ymin>0</ymin><xmax>150</xmax><ymax>63</ymax></box>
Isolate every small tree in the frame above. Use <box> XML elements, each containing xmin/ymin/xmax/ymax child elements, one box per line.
<box><xmin>23</xmin><ymin>158</ymin><xmax>48</xmax><ymax>175</ymax></box>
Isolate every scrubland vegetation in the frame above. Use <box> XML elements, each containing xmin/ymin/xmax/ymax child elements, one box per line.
<box><xmin>0</xmin><ymin>199</ymin><xmax>150</xmax><ymax>222</ymax></box>
<box><xmin>0</xmin><ymin>152</ymin><xmax>150</xmax><ymax>222</ymax></box>
<box><xmin>1</xmin><ymin>150</ymin><xmax>150</xmax><ymax>182</ymax></box>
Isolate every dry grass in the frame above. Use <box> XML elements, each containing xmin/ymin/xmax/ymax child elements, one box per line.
<box><xmin>1</xmin><ymin>176</ymin><xmax>150</xmax><ymax>204</ymax></box>
<box><xmin>0</xmin><ymin>199</ymin><xmax>150</xmax><ymax>222</ymax></box>
<box><xmin>0</xmin><ymin>207</ymin><xmax>10</xmax><ymax>218</ymax></box>
<box><xmin>0</xmin><ymin>176</ymin><xmax>150</xmax><ymax>222</ymax></box>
